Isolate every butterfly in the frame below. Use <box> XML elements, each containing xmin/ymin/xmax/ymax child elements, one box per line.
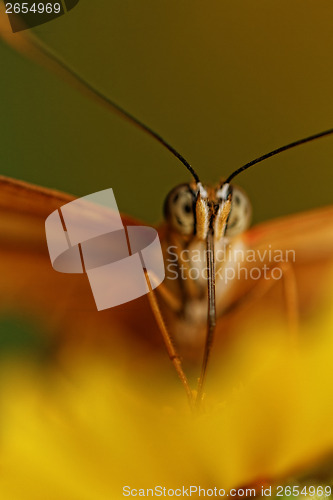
<box><xmin>1</xmin><ymin>10</ymin><xmax>333</xmax><ymax>412</ymax></box>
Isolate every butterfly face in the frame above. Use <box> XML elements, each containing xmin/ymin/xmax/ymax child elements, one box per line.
<box><xmin>163</xmin><ymin>182</ymin><xmax>252</xmax><ymax>239</ymax></box>
<box><xmin>160</xmin><ymin>181</ymin><xmax>254</xmax><ymax>353</ymax></box>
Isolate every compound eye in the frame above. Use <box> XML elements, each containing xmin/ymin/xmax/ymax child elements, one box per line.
<box><xmin>163</xmin><ymin>184</ymin><xmax>196</xmax><ymax>235</ymax></box>
<box><xmin>225</xmin><ymin>186</ymin><xmax>252</xmax><ymax>237</ymax></box>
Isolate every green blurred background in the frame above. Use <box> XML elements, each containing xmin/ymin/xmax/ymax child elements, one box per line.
<box><xmin>1</xmin><ymin>0</ymin><xmax>333</xmax><ymax>225</ymax></box>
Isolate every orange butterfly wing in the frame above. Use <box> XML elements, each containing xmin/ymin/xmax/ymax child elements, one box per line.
<box><xmin>1</xmin><ymin>175</ymin><xmax>333</xmax><ymax>362</ymax></box>
<box><xmin>214</xmin><ymin>205</ymin><xmax>333</xmax><ymax>350</ymax></box>
<box><xmin>241</xmin><ymin>205</ymin><xmax>333</xmax><ymax>309</ymax></box>
<box><xmin>0</xmin><ymin>176</ymin><xmax>163</xmax><ymax>363</ymax></box>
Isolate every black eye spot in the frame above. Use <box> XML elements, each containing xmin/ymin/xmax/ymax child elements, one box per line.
<box><xmin>173</xmin><ymin>193</ymin><xmax>180</xmax><ymax>204</ymax></box>
<box><xmin>183</xmin><ymin>203</ymin><xmax>192</xmax><ymax>214</ymax></box>
<box><xmin>234</xmin><ymin>195</ymin><xmax>241</xmax><ymax>205</ymax></box>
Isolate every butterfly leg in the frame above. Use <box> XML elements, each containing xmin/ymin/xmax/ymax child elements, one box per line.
<box><xmin>149</xmin><ymin>278</ymin><xmax>183</xmax><ymax>314</ymax></box>
<box><xmin>144</xmin><ymin>271</ymin><xmax>194</xmax><ymax>409</ymax></box>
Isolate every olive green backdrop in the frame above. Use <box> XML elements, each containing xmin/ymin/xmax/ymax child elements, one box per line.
<box><xmin>1</xmin><ymin>0</ymin><xmax>333</xmax><ymax>225</ymax></box>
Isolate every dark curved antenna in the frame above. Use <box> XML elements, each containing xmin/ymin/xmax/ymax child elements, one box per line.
<box><xmin>38</xmin><ymin>41</ymin><xmax>201</xmax><ymax>183</ymax></box>
<box><xmin>1</xmin><ymin>25</ymin><xmax>200</xmax><ymax>183</ymax></box>
<box><xmin>222</xmin><ymin>128</ymin><xmax>333</xmax><ymax>186</ymax></box>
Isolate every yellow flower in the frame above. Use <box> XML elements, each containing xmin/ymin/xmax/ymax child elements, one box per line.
<box><xmin>1</xmin><ymin>277</ymin><xmax>333</xmax><ymax>500</ymax></box>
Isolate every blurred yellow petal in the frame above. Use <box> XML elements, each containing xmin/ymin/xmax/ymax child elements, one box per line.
<box><xmin>1</xmin><ymin>277</ymin><xmax>333</xmax><ymax>498</ymax></box>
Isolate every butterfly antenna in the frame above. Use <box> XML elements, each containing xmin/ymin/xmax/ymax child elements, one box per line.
<box><xmin>0</xmin><ymin>12</ymin><xmax>200</xmax><ymax>183</ymax></box>
<box><xmin>222</xmin><ymin>128</ymin><xmax>333</xmax><ymax>187</ymax></box>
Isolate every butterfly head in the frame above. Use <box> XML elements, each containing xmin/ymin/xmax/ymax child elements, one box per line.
<box><xmin>163</xmin><ymin>181</ymin><xmax>252</xmax><ymax>241</ymax></box>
